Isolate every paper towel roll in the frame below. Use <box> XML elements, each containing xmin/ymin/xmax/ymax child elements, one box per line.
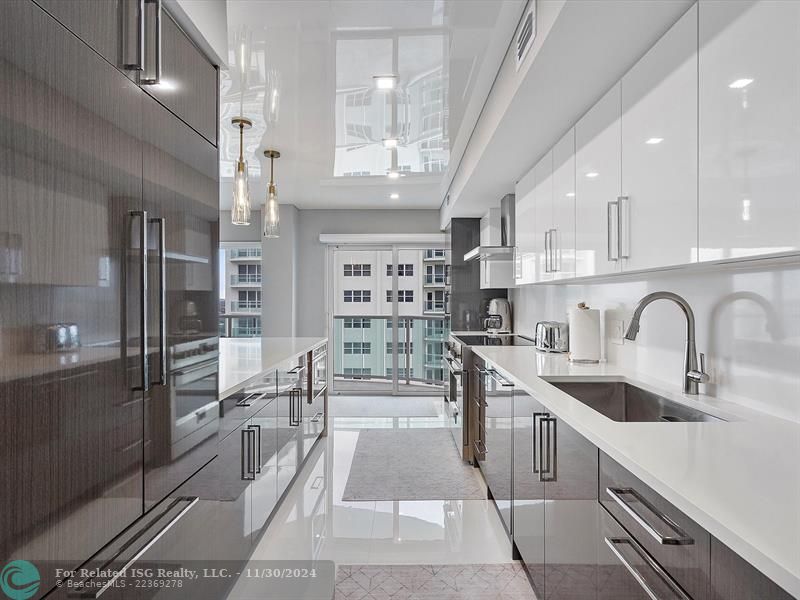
<box><xmin>568</xmin><ymin>305</ymin><xmax>601</xmax><ymax>363</ymax></box>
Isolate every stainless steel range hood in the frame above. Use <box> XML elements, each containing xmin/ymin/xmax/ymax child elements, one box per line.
<box><xmin>463</xmin><ymin>194</ymin><xmax>515</xmax><ymax>262</ymax></box>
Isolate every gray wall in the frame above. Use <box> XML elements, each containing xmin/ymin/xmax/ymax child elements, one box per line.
<box><xmin>220</xmin><ymin>209</ymin><xmax>261</xmax><ymax>243</ymax></box>
<box><xmin>257</xmin><ymin>207</ymin><xmax>441</xmax><ymax>338</ymax></box>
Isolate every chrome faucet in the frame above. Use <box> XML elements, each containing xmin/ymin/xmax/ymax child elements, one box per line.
<box><xmin>624</xmin><ymin>291</ymin><xmax>709</xmax><ymax>395</ymax></box>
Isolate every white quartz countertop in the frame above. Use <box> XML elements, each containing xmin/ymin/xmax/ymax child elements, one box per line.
<box><xmin>470</xmin><ymin>346</ymin><xmax>800</xmax><ymax>598</ymax></box>
<box><xmin>218</xmin><ymin>337</ymin><xmax>327</xmax><ymax>400</ymax></box>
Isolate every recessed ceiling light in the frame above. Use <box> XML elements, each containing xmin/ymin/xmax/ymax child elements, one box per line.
<box><xmin>566</xmin><ymin>192</ymin><xmax>575</xmax><ymax>198</ymax></box>
<box><xmin>390</xmin><ymin>193</ymin><xmax>399</xmax><ymax>199</ymax></box>
<box><xmin>382</xmin><ymin>138</ymin><xmax>398</xmax><ymax>149</ymax></box>
<box><xmin>729</xmin><ymin>78</ymin><xmax>753</xmax><ymax>89</ymax></box>
<box><xmin>373</xmin><ymin>74</ymin><xmax>397</xmax><ymax>90</ymax></box>
<box><xmin>387</xmin><ymin>171</ymin><xmax>400</xmax><ymax>179</ymax></box>
<box><xmin>585</xmin><ymin>172</ymin><xmax>599</xmax><ymax>178</ymax></box>
<box><xmin>645</xmin><ymin>137</ymin><xmax>664</xmax><ymax>145</ymax></box>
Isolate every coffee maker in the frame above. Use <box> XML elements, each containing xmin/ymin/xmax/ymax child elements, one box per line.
<box><xmin>484</xmin><ymin>298</ymin><xmax>512</xmax><ymax>334</ymax></box>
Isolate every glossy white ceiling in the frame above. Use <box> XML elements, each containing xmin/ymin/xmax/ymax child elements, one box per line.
<box><xmin>220</xmin><ymin>0</ymin><xmax>524</xmax><ymax>210</ymax></box>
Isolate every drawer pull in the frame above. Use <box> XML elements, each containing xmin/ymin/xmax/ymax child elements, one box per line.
<box><xmin>606</xmin><ymin>486</ymin><xmax>694</xmax><ymax>545</ymax></box>
<box><xmin>605</xmin><ymin>536</ymin><xmax>691</xmax><ymax>600</ymax></box>
<box><xmin>310</xmin><ymin>411</ymin><xmax>323</xmax><ymax>423</ymax></box>
<box><xmin>68</xmin><ymin>496</ymin><xmax>198</xmax><ymax>597</ymax></box>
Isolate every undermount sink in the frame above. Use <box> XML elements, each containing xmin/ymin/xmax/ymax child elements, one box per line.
<box><xmin>548</xmin><ymin>381</ymin><xmax>725</xmax><ymax>423</ymax></box>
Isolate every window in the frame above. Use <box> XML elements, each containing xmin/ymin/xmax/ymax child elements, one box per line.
<box><xmin>344</xmin><ymin>367</ymin><xmax>372</xmax><ymax>376</ymax></box>
<box><xmin>424</xmin><ymin>249</ymin><xmax>446</xmax><ymax>260</ymax></box>
<box><xmin>344</xmin><ymin>263</ymin><xmax>371</xmax><ymax>277</ymax></box>
<box><xmin>235</xmin><ymin>290</ymin><xmax>261</xmax><ymax>310</ymax></box>
<box><xmin>344</xmin><ymin>317</ymin><xmax>371</xmax><ymax>328</ymax></box>
<box><xmin>344</xmin><ymin>342</ymin><xmax>371</xmax><ymax>355</ymax></box>
<box><xmin>425</xmin><ymin>264</ymin><xmax>445</xmax><ymax>285</ymax></box>
<box><xmin>386</xmin><ymin>263</ymin><xmax>414</xmax><ymax>276</ymax></box>
<box><xmin>424</xmin><ymin>290</ymin><xmax>445</xmax><ymax>313</ymax></box>
<box><xmin>386</xmin><ymin>318</ymin><xmax>411</xmax><ymax>328</ymax></box>
<box><xmin>386</xmin><ymin>290</ymin><xmax>414</xmax><ymax>303</ymax></box>
<box><xmin>386</xmin><ymin>367</ymin><xmax>412</xmax><ymax>377</ymax></box>
<box><xmin>387</xmin><ymin>342</ymin><xmax>413</xmax><ymax>354</ymax></box>
<box><xmin>343</xmin><ymin>290</ymin><xmax>371</xmax><ymax>303</ymax></box>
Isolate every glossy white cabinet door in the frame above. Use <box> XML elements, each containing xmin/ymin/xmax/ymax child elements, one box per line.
<box><xmin>534</xmin><ymin>150</ymin><xmax>554</xmax><ymax>282</ymax></box>
<box><xmin>699</xmin><ymin>0</ymin><xmax>800</xmax><ymax>260</ymax></box>
<box><xmin>514</xmin><ymin>167</ymin><xmax>538</xmax><ymax>285</ymax></box>
<box><xmin>621</xmin><ymin>3</ymin><xmax>698</xmax><ymax>271</ymax></box>
<box><xmin>552</xmin><ymin>128</ymin><xmax>576</xmax><ymax>280</ymax></box>
<box><xmin>575</xmin><ymin>83</ymin><xmax>622</xmax><ymax>277</ymax></box>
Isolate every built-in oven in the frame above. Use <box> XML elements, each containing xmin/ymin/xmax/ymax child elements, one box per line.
<box><xmin>169</xmin><ymin>338</ymin><xmax>219</xmax><ymax>459</ymax></box>
<box><xmin>444</xmin><ymin>348</ymin><xmax>466</xmax><ymax>459</ymax></box>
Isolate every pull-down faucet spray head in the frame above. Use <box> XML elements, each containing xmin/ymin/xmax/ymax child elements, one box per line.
<box><xmin>624</xmin><ymin>318</ymin><xmax>640</xmax><ymax>341</ymax></box>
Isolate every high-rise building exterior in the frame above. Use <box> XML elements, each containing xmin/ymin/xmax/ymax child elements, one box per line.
<box><xmin>332</xmin><ymin>248</ymin><xmax>449</xmax><ymax>388</ymax></box>
<box><xmin>222</xmin><ymin>244</ymin><xmax>262</xmax><ymax>337</ymax></box>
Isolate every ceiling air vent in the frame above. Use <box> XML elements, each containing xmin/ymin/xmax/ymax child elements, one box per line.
<box><xmin>515</xmin><ymin>3</ymin><xmax>536</xmax><ymax>71</ymax></box>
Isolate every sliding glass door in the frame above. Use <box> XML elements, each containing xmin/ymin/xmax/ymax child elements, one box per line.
<box><xmin>330</xmin><ymin>245</ymin><xmax>449</xmax><ymax>394</ymax></box>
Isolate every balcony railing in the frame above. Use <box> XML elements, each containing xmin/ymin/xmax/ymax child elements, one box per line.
<box><xmin>231</xmin><ymin>326</ymin><xmax>261</xmax><ymax>337</ymax></box>
<box><xmin>424</xmin><ymin>274</ymin><xmax>446</xmax><ymax>286</ymax></box>
<box><xmin>230</xmin><ymin>273</ymin><xmax>262</xmax><ymax>285</ymax></box>
<box><xmin>424</xmin><ymin>301</ymin><xmax>446</xmax><ymax>314</ymax></box>
<box><xmin>423</xmin><ymin>249</ymin><xmax>446</xmax><ymax>261</ymax></box>
<box><xmin>230</xmin><ymin>300</ymin><xmax>261</xmax><ymax>313</ymax></box>
<box><xmin>230</xmin><ymin>248</ymin><xmax>262</xmax><ymax>259</ymax></box>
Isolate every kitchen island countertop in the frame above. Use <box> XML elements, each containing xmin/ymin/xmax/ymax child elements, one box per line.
<box><xmin>218</xmin><ymin>336</ymin><xmax>327</xmax><ymax>400</ymax></box>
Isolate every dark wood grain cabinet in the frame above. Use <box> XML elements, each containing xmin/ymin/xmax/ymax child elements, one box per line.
<box><xmin>36</xmin><ymin>0</ymin><xmax>218</xmax><ymax>146</ymax></box>
<box><xmin>510</xmin><ymin>387</ymin><xmax>599</xmax><ymax>600</ymax></box>
<box><xmin>710</xmin><ymin>537</ymin><xmax>794</xmax><ymax>600</ymax></box>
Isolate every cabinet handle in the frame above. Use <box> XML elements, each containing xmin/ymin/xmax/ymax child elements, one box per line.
<box><xmin>149</xmin><ymin>217</ymin><xmax>167</xmax><ymax>385</ymax></box>
<box><xmin>310</xmin><ymin>411</ymin><xmax>324</xmax><ymax>423</ymax></box>
<box><xmin>67</xmin><ymin>496</ymin><xmax>199</xmax><ymax>598</ymax></box>
<box><xmin>140</xmin><ymin>0</ymin><xmax>162</xmax><ymax>85</ymax></box>
<box><xmin>604</xmin><ymin>536</ymin><xmax>691</xmax><ymax>600</ymax></box>
<box><xmin>483</xmin><ymin>368</ymin><xmax>514</xmax><ymax>388</ymax></box>
<box><xmin>544</xmin><ymin>230</ymin><xmax>551</xmax><ymax>273</ymax></box>
<box><xmin>606</xmin><ymin>487</ymin><xmax>694</xmax><ymax>545</ymax></box>
<box><xmin>289</xmin><ymin>388</ymin><xmax>302</xmax><ymax>427</ymax></box>
<box><xmin>550</xmin><ymin>228</ymin><xmax>559</xmax><ymax>272</ymax></box>
<box><xmin>473</xmin><ymin>439</ymin><xmax>487</xmax><ymax>456</ymax></box>
<box><xmin>130</xmin><ymin>211</ymin><xmax>149</xmax><ymax>392</ymax></box>
<box><xmin>531</xmin><ymin>413</ymin><xmax>550</xmax><ymax>474</ymax></box>
<box><xmin>537</xmin><ymin>415</ymin><xmax>557</xmax><ymax>481</ymax></box>
<box><xmin>618</xmin><ymin>196</ymin><xmax>630</xmax><ymax>259</ymax></box>
<box><xmin>607</xmin><ymin>200</ymin><xmax>619</xmax><ymax>262</ymax></box>
<box><xmin>124</xmin><ymin>0</ymin><xmax>145</xmax><ymax>71</ymax></box>
<box><xmin>241</xmin><ymin>428</ymin><xmax>256</xmax><ymax>480</ymax></box>
<box><xmin>248</xmin><ymin>424</ymin><xmax>262</xmax><ymax>473</ymax></box>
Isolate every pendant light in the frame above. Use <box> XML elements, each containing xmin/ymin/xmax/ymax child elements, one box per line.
<box><xmin>263</xmin><ymin>149</ymin><xmax>281</xmax><ymax>238</ymax></box>
<box><xmin>231</xmin><ymin>117</ymin><xmax>253</xmax><ymax>225</ymax></box>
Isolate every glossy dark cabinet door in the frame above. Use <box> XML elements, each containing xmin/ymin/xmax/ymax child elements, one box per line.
<box><xmin>480</xmin><ymin>370</ymin><xmax>513</xmax><ymax>535</ymax></box>
<box><xmin>35</xmin><ymin>0</ymin><xmax>140</xmax><ymax>82</ymax></box>
<box><xmin>141</xmin><ymin>10</ymin><xmax>218</xmax><ymax>145</ymax></box>
<box><xmin>142</xmin><ymin>92</ymin><xmax>219</xmax><ymax>509</ymax></box>
<box><xmin>0</xmin><ymin>1</ymin><xmax>144</xmax><ymax>594</ymax></box>
<box><xmin>250</xmin><ymin>398</ymin><xmax>279</xmax><ymax>533</ymax></box>
<box><xmin>543</xmin><ymin>415</ymin><xmax>599</xmax><ymax>599</ymax></box>
<box><xmin>710</xmin><ymin>537</ymin><xmax>794</xmax><ymax>600</ymax></box>
<box><xmin>512</xmin><ymin>389</ymin><xmax>546</xmax><ymax>598</ymax></box>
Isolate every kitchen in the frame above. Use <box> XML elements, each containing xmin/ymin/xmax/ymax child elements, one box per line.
<box><xmin>1</xmin><ymin>1</ymin><xmax>798</xmax><ymax>599</ymax></box>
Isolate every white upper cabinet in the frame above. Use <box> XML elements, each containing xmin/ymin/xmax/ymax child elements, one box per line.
<box><xmin>575</xmin><ymin>83</ymin><xmax>622</xmax><ymax>277</ymax></box>
<box><xmin>533</xmin><ymin>151</ymin><xmax>554</xmax><ymax>282</ymax></box>
<box><xmin>620</xmin><ymin>3</ymin><xmax>698</xmax><ymax>272</ymax></box>
<box><xmin>514</xmin><ymin>167</ymin><xmax>537</xmax><ymax>285</ymax></box>
<box><xmin>699</xmin><ymin>0</ymin><xmax>800</xmax><ymax>260</ymax></box>
<box><xmin>551</xmin><ymin>128</ymin><xmax>576</xmax><ymax>280</ymax></box>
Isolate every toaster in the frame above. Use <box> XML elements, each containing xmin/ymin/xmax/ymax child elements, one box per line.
<box><xmin>534</xmin><ymin>321</ymin><xmax>569</xmax><ymax>353</ymax></box>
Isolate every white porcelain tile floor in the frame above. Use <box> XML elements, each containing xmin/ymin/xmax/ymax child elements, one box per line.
<box><xmin>244</xmin><ymin>416</ymin><xmax>511</xmax><ymax>565</ymax></box>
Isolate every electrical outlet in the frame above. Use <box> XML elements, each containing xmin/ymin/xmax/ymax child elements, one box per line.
<box><xmin>610</xmin><ymin>319</ymin><xmax>625</xmax><ymax>345</ymax></box>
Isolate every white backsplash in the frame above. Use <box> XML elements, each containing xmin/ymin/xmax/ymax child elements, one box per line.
<box><xmin>510</xmin><ymin>260</ymin><xmax>800</xmax><ymax>422</ymax></box>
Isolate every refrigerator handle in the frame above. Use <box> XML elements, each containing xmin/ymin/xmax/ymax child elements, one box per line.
<box><xmin>149</xmin><ymin>217</ymin><xmax>167</xmax><ymax>385</ymax></box>
<box><xmin>131</xmin><ymin>211</ymin><xmax>149</xmax><ymax>392</ymax></box>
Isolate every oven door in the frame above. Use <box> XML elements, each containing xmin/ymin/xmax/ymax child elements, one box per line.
<box><xmin>445</xmin><ymin>356</ymin><xmax>464</xmax><ymax>455</ymax></box>
<box><xmin>170</xmin><ymin>357</ymin><xmax>219</xmax><ymax>457</ymax></box>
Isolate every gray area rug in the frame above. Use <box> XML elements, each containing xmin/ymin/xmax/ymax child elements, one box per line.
<box><xmin>335</xmin><ymin>564</ymin><xmax>536</xmax><ymax>599</ymax></box>
<box><xmin>341</xmin><ymin>428</ymin><xmax>486</xmax><ymax>501</ymax></box>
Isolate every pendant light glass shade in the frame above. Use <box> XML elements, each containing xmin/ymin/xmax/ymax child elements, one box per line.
<box><xmin>231</xmin><ymin>117</ymin><xmax>253</xmax><ymax>225</ymax></box>
<box><xmin>231</xmin><ymin>158</ymin><xmax>251</xmax><ymax>225</ymax></box>
<box><xmin>264</xmin><ymin>183</ymin><xmax>279</xmax><ymax>238</ymax></box>
<box><xmin>263</xmin><ymin>149</ymin><xmax>281</xmax><ymax>238</ymax></box>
